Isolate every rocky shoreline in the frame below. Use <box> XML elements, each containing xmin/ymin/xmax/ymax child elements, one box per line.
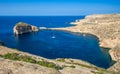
<box><xmin>0</xmin><ymin>45</ymin><xmax>109</xmax><ymax>74</ymax></box>
<box><xmin>51</xmin><ymin>14</ymin><xmax>120</xmax><ymax>48</ymax></box>
<box><xmin>0</xmin><ymin>14</ymin><xmax>120</xmax><ymax>74</ymax></box>
<box><xmin>50</xmin><ymin>14</ymin><xmax>120</xmax><ymax>73</ymax></box>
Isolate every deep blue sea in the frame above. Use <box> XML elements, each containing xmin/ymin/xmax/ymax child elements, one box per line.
<box><xmin>0</xmin><ymin>16</ymin><xmax>112</xmax><ymax>68</ymax></box>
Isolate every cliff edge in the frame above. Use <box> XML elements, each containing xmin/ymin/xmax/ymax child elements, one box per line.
<box><xmin>0</xmin><ymin>46</ymin><xmax>109</xmax><ymax>74</ymax></box>
<box><xmin>1</xmin><ymin>14</ymin><xmax>120</xmax><ymax>74</ymax></box>
<box><xmin>50</xmin><ymin>14</ymin><xmax>120</xmax><ymax>73</ymax></box>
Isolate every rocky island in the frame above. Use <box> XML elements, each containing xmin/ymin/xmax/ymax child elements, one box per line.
<box><xmin>13</xmin><ymin>22</ymin><xmax>39</xmax><ymax>35</ymax></box>
<box><xmin>0</xmin><ymin>14</ymin><xmax>120</xmax><ymax>74</ymax></box>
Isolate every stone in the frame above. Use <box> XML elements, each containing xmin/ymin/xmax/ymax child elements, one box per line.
<box><xmin>0</xmin><ymin>45</ymin><xmax>110</xmax><ymax>74</ymax></box>
<box><xmin>109</xmin><ymin>44</ymin><xmax>120</xmax><ymax>61</ymax></box>
<box><xmin>13</xmin><ymin>22</ymin><xmax>38</xmax><ymax>35</ymax></box>
<box><xmin>0</xmin><ymin>68</ymin><xmax>13</xmax><ymax>74</ymax></box>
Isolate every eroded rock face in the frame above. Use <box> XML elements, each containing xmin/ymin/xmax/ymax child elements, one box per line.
<box><xmin>109</xmin><ymin>44</ymin><xmax>120</xmax><ymax>61</ymax></box>
<box><xmin>13</xmin><ymin>22</ymin><xmax>38</xmax><ymax>35</ymax></box>
<box><xmin>108</xmin><ymin>61</ymin><xmax>120</xmax><ymax>74</ymax></box>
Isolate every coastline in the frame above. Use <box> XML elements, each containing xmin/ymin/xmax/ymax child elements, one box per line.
<box><xmin>0</xmin><ymin>45</ymin><xmax>109</xmax><ymax>74</ymax></box>
<box><xmin>0</xmin><ymin>14</ymin><xmax>120</xmax><ymax>73</ymax></box>
<box><xmin>49</xmin><ymin>14</ymin><xmax>120</xmax><ymax>73</ymax></box>
<box><xmin>50</xmin><ymin>14</ymin><xmax>120</xmax><ymax>48</ymax></box>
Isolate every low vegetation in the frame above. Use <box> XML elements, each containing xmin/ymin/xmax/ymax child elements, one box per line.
<box><xmin>62</xmin><ymin>65</ymin><xmax>75</xmax><ymax>68</ymax></box>
<box><xmin>16</xmin><ymin>22</ymin><xmax>31</xmax><ymax>27</ymax></box>
<box><xmin>0</xmin><ymin>53</ymin><xmax>62</xmax><ymax>70</ymax></box>
<box><xmin>57</xmin><ymin>58</ymin><xmax>109</xmax><ymax>73</ymax></box>
<box><xmin>56</xmin><ymin>58</ymin><xmax>66</xmax><ymax>62</ymax></box>
<box><xmin>57</xmin><ymin>58</ymin><xmax>96</xmax><ymax>69</ymax></box>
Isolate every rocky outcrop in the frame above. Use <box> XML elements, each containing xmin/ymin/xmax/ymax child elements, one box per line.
<box><xmin>109</xmin><ymin>44</ymin><xmax>120</xmax><ymax>61</ymax></box>
<box><xmin>108</xmin><ymin>44</ymin><xmax>120</xmax><ymax>74</ymax></box>
<box><xmin>13</xmin><ymin>22</ymin><xmax>39</xmax><ymax>35</ymax></box>
<box><xmin>108</xmin><ymin>61</ymin><xmax>120</xmax><ymax>73</ymax></box>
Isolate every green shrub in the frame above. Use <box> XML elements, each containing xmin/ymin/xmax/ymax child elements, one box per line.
<box><xmin>3</xmin><ymin>53</ymin><xmax>36</xmax><ymax>63</ymax></box>
<box><xmin>37</xmin><ymin>61</ymin><xmax>62</xmax><ymax>70</ymax></box>
<box><xmin>69</xmin><ymin>60</ymin><xmax>74</xmax><ymax>63</ymax></box>
<box><xmin>62</xmin><ymin>65</ymin><xmax>75</xmax><ymax>68</ymax></box>
<box><xmin>57</xmin><ymin>58</ymin><xmax>65</xmax><ymax>62</ymax></box>
<box><xmin>1</xmin><ymin>53</ymin><xmax>62</xmax><ymax>70</ymax></box>
<box><xmin>69</xmin><ymin>65</ymin><xmax>75</xmax><ymax>68</ymax></box>
<box><xmin>4</xmin><ymin>53</ymin><xmax>19</xmax><ymax>60</ymax></box>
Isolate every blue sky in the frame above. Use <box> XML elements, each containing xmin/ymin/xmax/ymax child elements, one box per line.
<box><xmin>0</xmin><ymin>0</ymin><xmax>120</xmax><ymax>16</ymax></box>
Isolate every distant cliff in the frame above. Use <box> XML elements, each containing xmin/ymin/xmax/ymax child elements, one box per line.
<box><xmin>13</xmin><ymin>22</ymin><xmax>39</xmax><ymax>35</ymax></box>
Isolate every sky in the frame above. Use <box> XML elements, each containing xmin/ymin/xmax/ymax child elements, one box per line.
<box><xmin>0</xmin><ymin>0</ymin><xmax>120</xmax><ymax>16</ymax></box>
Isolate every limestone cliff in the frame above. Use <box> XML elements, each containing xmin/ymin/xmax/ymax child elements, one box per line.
<box><xmin>13</xmin><ymin>22</ymin><xmax>38</xmax><ymax>35</ymax></box>
<box><xmin>1</xmin><ymin>14</ymin><xmax>120</xmax><ymax>74</ymax></box>
<box><xmin>0</xmin><ymin>46</ymin><xmax>110</xmax><ymax>74</ymax></box>
<box><xmin>50</xmin><ymin>14</ymin><xmax>120</xmax><ymax>73</ymax></box>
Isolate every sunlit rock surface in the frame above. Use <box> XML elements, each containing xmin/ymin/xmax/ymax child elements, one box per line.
<box><xmin>50</xmin><ymin>14</ymin><xmax>120</xmax><ymax>73</ymax></box>
<box><xmin>13</xmin><ymin>22</ymin><xmax>38</xmax><ymax>35</ymax></box>
<box><xmin>1</xmin><ymin>14</ymin><xmax>120</xmax><ymax>74</ymax></box>
<box><xmin>0</xmin><ymin>46</ymin><xmax>110</xmax><ymax>74</ymax></box>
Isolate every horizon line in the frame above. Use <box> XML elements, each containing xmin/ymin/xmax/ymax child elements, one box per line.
<box><xmin>0</xmin><ymin>15</ymin><xmax>86</xmax><ymax>17</ymax></box>
<box><xmin>0</xmin><ymin>13</ymin><xmax>119</xmax><ymax>16</ymax></box>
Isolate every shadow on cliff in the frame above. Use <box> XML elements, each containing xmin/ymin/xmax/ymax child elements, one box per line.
<box><xmin>101</xmin><ymin>47</ymin><xmax>116</xmax><ymax>68</ymax></box>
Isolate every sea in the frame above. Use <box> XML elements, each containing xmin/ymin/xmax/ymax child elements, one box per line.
<box><xmin>0</xmin><ymin>16</ymin><xmax>112</xmax><ymax>68</ymax></box>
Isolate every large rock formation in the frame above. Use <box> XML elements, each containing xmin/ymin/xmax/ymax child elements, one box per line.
<box><xmin>13</xmin><ymin>22</ymin><xmax>39</xmax><ymax>35</ymax></box>
<box><xmin>109</xmin><ymin>44</ymin><xmax>120</xmax><ymax>61</ymax></box>
<box><xmin>107</xmin><ymin>44</ymin><xmax>120</xmax><ymax>73</ymax></box>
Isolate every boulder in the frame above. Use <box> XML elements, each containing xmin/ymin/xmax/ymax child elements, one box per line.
<box><xmin>13</xmin><ymin>22</ymin><xmax>39</xmax><ymax>35</ymax></box>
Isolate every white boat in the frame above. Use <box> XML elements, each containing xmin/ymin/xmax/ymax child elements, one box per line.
<box><xmin>51</xmin><ymin>35</ymin><xmax>56</xmax><ymax>39</ymax></box>
<box><xmin>51</xmin><ymin>34</ymin><xmax>56</xmax><ymax>39</ymax></box>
